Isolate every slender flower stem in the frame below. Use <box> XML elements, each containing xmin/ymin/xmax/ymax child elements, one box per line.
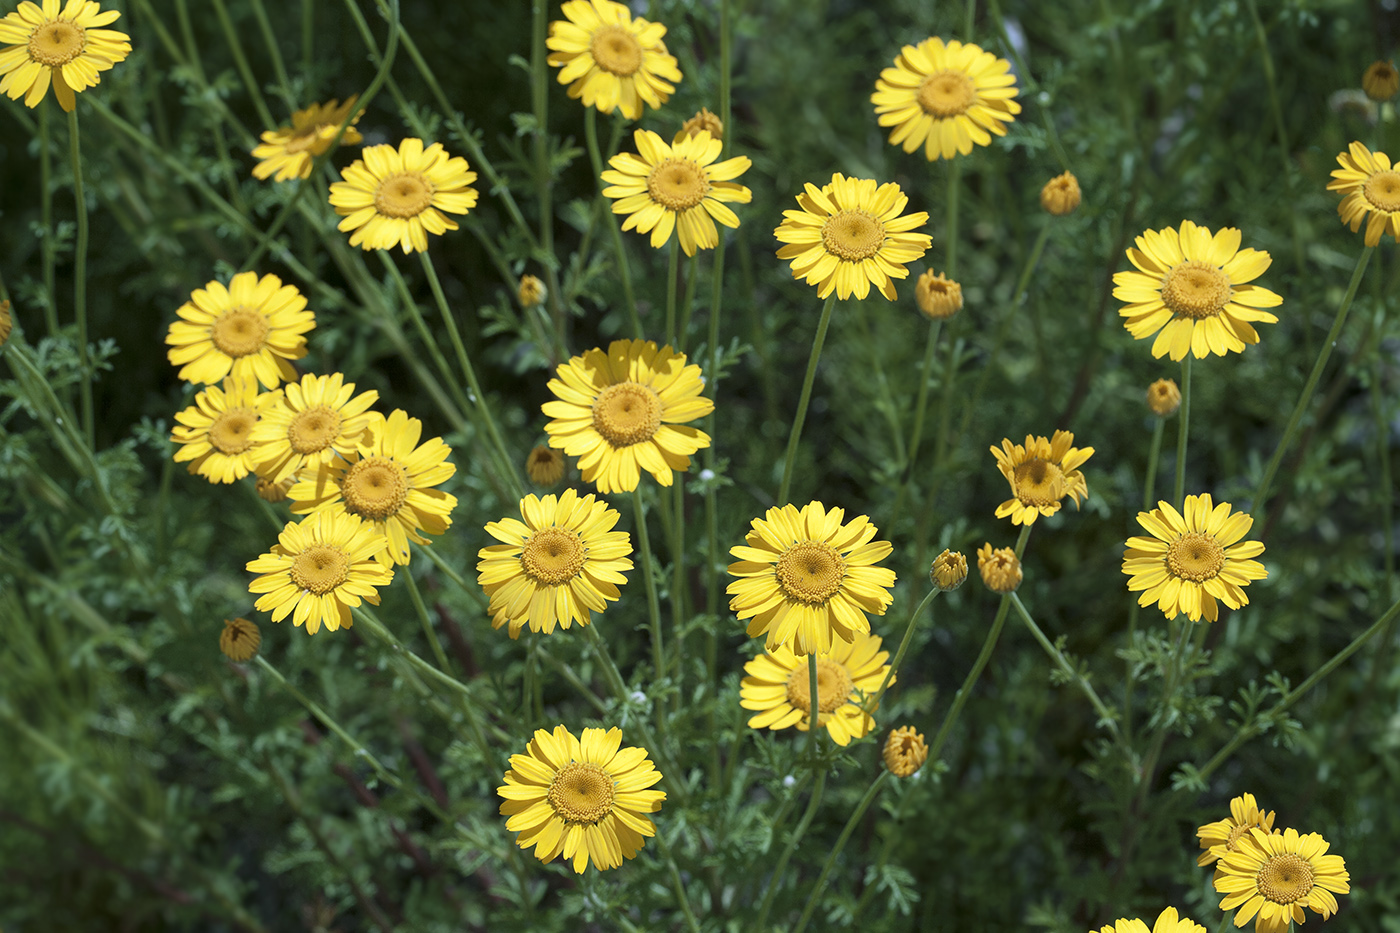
<box><xmin>584</xmin><ymin>108</ymin><xmax>642</xmax><ymax>337</ymax></box>
<box><xmin>68</xmin><ymin>109</ymin><xmax>92</xmax><ymax>446</ymax></box>
<box><xmin>1125</xmin><ymin>414</ymin><xmax>1169</xmax><ymax>741</ymax></box>
<box><xmin>945</xmin><ymin>158</ymin><xmax>960</xmax><ymax>278</ymax></box>
<box><xmin>903</xmin><ymin>320</ymin><xmax>942</xmax><ymax>474</ymax></box>
<box><xmin>403</xmin><ymin>570</ymin><xmax>452</xmax><ymax>675</ymax></box>
<box><xmin>670</xmin><ymin>478</ymin><xmax>687</xmax><ymax>703</ymax></box>
<box><xmin>653</xmin><ymin>831</ymin><xmax>702</xmax><ymax>933</ymax></box>
<box><xmin>631</xmin><ymin>487</ymin><xmax>668</xmax><ymax>737</ymax></box>
<box><xmin>39</xmin><ymin>102</ymin><xmax>57</xmax><ymax>337</ymax></box>
<box><xmin>1133</xmin><ymin>618</ymin><xmax>1194</xmax><ymax>805</ymax></box>
<box><xmin>1252</xmin><ymin>246</ymin><xmax>1374</xmax><ymax>520</ymax></box>
<box><xmin>1011</xmin><ymin>593</ymin><xmax>1122</xmax><ymax>742</ymax></box>
<box><xmin>248</xmin><ymin>0</ymin><xmax>295</xmax><ymax>109</ymax></box>
<box><xmin>753</xmin><ymin>769</ymin><xmax>827</xmax><ymax>932</ymax></box>
<box><xmin>677</xmin><ymin>252</ymin><xmax>699</xmax><ymax>350</ymax></box>
<box><xmin>864</xmin><ymin>588</ymin><xmax>940</xmax><ymax>716</ymax></box>
<box><xmin>209</xmin><ymin>0</ymin><xmax>275</xmax><ymax>129</ymax></box>
<box><xmin>932</xmin><ymin>158</ymin><xmax>962</xmax><ymax>466</ymax></box>
<box><xmin>778</xmin><ymin>293</ymin><xmax>837</xmax><ymax>504</ymax></box>
<box><xmin>793</xmin><ymin>771</ymin><xmax>890</xmax><ymax>933</ymax></box>
<box><xmin>1173</xmin><ymin>355</ymin><xmax>1192</xmax><ymax>509</ymax></box>
<box><xmin>805</xmin><ymin>650</ymin><xmax>821</xmax><ymax>757</ymax></box>
<box><xmin>665</xmin><ymin>238</ymin><xmax>680</xmax><ymax>346</ymax></box>
<box><xmin>380</xmin><ymin>254</ymin><xmax>475</xmax><ymax>418</ymax></box>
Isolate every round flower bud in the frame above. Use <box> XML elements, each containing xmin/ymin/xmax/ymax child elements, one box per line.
<box><xmin>255</xmin><ymin>475</ymin><xmax>295</xmax><ymax>503</ymax></box>
<box><xmin>0</xmin><ymin>299</ymin><xmax>11</xmax><ymax>348</ymax></box>
<box><xmin>1147</xmin><ymin>378</ymin><xmax>1181</xmax><ymax>418</ymax></box>
<box><xmin>1363</xmin><ymin>60</ymin><xmax>1399</xmax><ymax>102</ymax></box>
<box><xmin>883</xmin><ymin>726</ymin><xmax>929</xmax><ymax>778</ymax></box>
<box><xmin>220</xmin><ymin>617</ymin><xmax>261</xmax><ymax>662</ymax></box>
<box><xmin>675</xmin><ymin>107</ymin><xmax>723</xmax><ymax>143</ymax></box>
<box><xmin>915</xmin><ymin>271</ymin><xmax>962</xmax><ymax>320</ymax></box>
<box><xmin>1039</xmin><ymin>171</ymin><xmax>1081</xmax><ymax>216</ymax></box>
<box><xmin>930</xmin><ymin>549</ymin><xmax>968</xmax><ymax>591</ymax></box>
<box><xmin>526</xmin><ymin>444</ymin><xmax>566</xmax><ymax>487</ymax></box>
<box><xmin>977</xmin><ymin>543</ymin><xmax>1022</xmax><ymax>595</ymax></box>
<box><xmin>518</xmin><ymin>274</ymin><xmax>546</xmax><ymax>309</ymax></box>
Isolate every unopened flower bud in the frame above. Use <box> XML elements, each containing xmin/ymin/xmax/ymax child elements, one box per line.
<box><xmin>915</xmin><ymin>271</ymin><xmax>962</xmax><ymax>320</ymax></box>
<box><xmin>1147</xmin><ymin>378</ymin><xmax>1181</xmax><ymax>418</ymax></box>
<box><xmin>518</xmin><ymin>274</ymin><xmax>546</xmax><ymax>309</ymax></box>
<box><xmin>977</xmin><ymin>543</ymin><xmax>1022</xmax><ymax>594</ymax></box>
<box><xmin>1040</xmin><ymin>171</ymin><xmax>1081</xmax><ymax>216</ymax></box>
<box><xmin>883</xmin><ymin>726</ymin><xmax>929</xmax><ymax>777</ymax></box>
<box><xmin>930</xmin><ymin>549</ymin><xmax>968</xmax><ymax>591</ymax></box>
<box><xmin>1363</xmin><ymin>60</ymin><xmax>1399</xmax><ymax>102</ymax></box>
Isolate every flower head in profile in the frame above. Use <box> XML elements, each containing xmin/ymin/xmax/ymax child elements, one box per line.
<box><xmin>526</xmin><ymin>444</ymin><xmax>566</xmax><ymax>486</ymax></box>
<box><xmin>0</xmin><ymin>0</ymin><xmax>131</xmax><ymax>111</ymax></box>
<box><xmin>883</xmin><ymin>726</ymin><xmax>929</xmax><ymax>777</ymax></box>
<box><xmin>252</xmin><ymin>97</ymin><xmax>363</xmax><ymax>182</ymax></box>
<box><xmin>250</xmin><ymin>372</ymin><xmax>380</xmax><ymax>485</ymax></box>
<box><xmin>990</xmin><ymin>430</ymin><xmax>1094</xmax><ymax>525</ymax></box>
<box><xmin>1040</xmin><ymin>171</ymin><xmax>1081</xmax><ymax>216</ymax></box>
<box><xmin>1328</xmin><ymin>141</ymin><xmax>1400</xmax><ymax>246</ymax></box>
<box><xmin>1197</xmin><ymin>793</ymin><xmax>1277</xmax><ymax>867</ymax></box>
<box><xmin>602</xmin><ymin>128</ymin><xmax>752</xmax><ymax>256</ymax></box>
<box><xmin>288</xmin><ymin>409</ymin><xmax>457</xmax><ymax>566</ymax></box>
<box><xmin>165</xmin><ymin>272</ymin><xmax>314</xmax><ymax>389</ymax></box>
<box><xmin>547</xmin><ymin>0</ymin><xmax>680</xmax><ymax>121</ymax></box>
<box><xmin>1214</xmin><ymin>828</ymin><xmax>1349</xmax><ymax>933</ymax></box>
<box><xmin>497</xmin><ymin>725</ymin><xmax>665</xmax><ymax>873</ymax></box>
<box><xmin>915</xmin><ymin>270</ymin><xmax>962</xmax><ymax>320</ymax></box>
<box><xmin>740</xmin><ymin>631</ymin><xmax>891</xmax><ymax>746</ymax></box>
<box><xmin>1122</xmin><ymin>493</ymin><xmax>1267</xmax><ymax>623</ymax></box>
<box><xmin>246</xmin><ymin>511</ymin><xmax>393</xmax><ymax>635</ymax></box>
<box><xmin>977</xmin><ymin>543</ymin><xmax>1021</xmax><ymax>594</ymax></box>
<box><xmin>1363</xmin><ymin>60</ymin><xmax>1398</xmax><ymax>102</ymax></box>
<box><xmin>1147</xmin><ymin>378</ymin><xmax>1181</xmax><ymax>418</ymax></box>
<box><xmin>329</xmin><ymin>138</ymin><xmax>478</xmax><ymax>253</ymax></box>
<box><xmin>775</xmin><ymin>173</ymin><xmax>932</xmax><ymax>301</ymax></box>
<box><xmin>676</xmin><ymin>106</ymin><xmax>722</xmax><ymax>143</ymax></box>
<box><xmin>219</xmin><ymin>617</ymin><xmax>261</xmax><ymax>662</ymax></box>
<box><xmin>171</xmin><ymin>377</ymin><xmax>282</xmax><ymax>484</ymax></box>
<box><xmin>1093</xmin><ymin>907</ymin><xmax>1205</xmax><ymax>933</ymax></box>
<box><xmin>476</xmin><ymin>488</ymin><xmax>632</xmax><ymax>639</ymax></box>
<box><xmin>871</xmin><ymin>37</ymin><xmax>1020</xmax><ymax>161</ymax></box>
<box><xmin>542</xmin><ymin>339</ymin><xmax>712</xmax><ymax>494</ymax></box>
<box><xmin>1113</xmin><ymin>221</ymin><xmax>1282</xmax><ymax>361</ymax></box>
<box><xmin>727</xmin><ymin>501</ymin><xmax>896</xmax><ymax>656</ymax></box>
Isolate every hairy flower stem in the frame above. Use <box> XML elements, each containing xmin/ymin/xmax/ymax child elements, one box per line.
<box><xmin>68</xmin><ymin>110</ymin><xmax>93</xmax><ymax>446</ymax></box>
<box><xmin>1252</xmin><ymin>246</ymin><xmax>1373</xmax><ymax>522</ymax></box>
<box><xmin>631</xmin><ymin>488</ymin><xmax>668</xmax><ymax>738</ymax></box>
<box><xmin>778</xmin><ymin>293</ymin><xmax>837</xmax><ymax>504</ymax></box>
<box><xmin>865</xmin><ymin>588</ymin><xmax>940</xmax><ymax>716</ymax></box>
<box><xmin>1011</xmin><ymin>593</ymin><xmax>1123</xmax><ymax>744</ymax></box>
<box><xmin>1173</xmin><ymin>355</ymin><xmax>1192</xmax><ymax>509</ymax></box>
<box><xmin>793</xmin><ymin>770</ymin><xmax>891</xmax><ymax>933</ymax></box>
<box><xmin>754</xmin><ymin>769</ymin><xmax>827</xmax><ymax>931</ymax></box>
<box><xmin>585</xmin><ymin>108</ymin><xmax>642</xmax><ymax>338</ymax></box>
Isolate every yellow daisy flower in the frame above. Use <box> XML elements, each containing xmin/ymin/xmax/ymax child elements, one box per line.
<box><xmin>601</xmin><ymin>128</ymin><xmax>752</xmax><ymax>256</ymax></box>
<box><xmin>0</xmin><ymin>0</ymin><xmax>130</xmax><ymax>112</ymax></box>
<box><xmin>542</xmin><ymin>338</ymin><xmax>713</xmax><ymax>494</ymax></box>
<box><xmin>1215</xmin><ymin>828</ymin><xmax>1349</xmax><ymax>933</ymax></box>
<box><xmin>1122</xmin><ymin>493</ymin><xmax>1267</xmax><ymax>623</ymax></box>
<box><xmin>251</xmin><ymin>96</ymin><xmax>363</xmax><ymax>182</ymax></box>
<box><xmin>990</xmin><ymin>430</ymin><xmax>1095</xmax><ymax>526</ymax></box>
<box><xmin>1327</xmin><ymin>141</ymin><xmax>1400</xmax><ymax>246</ymax></box>
<box><xmin>1196</xmin><ymin>793</ymin><xmax>1277</xmax><ymax>867</ymax></box>
<box><xmin>871</xmin><ymin>37</ymin><xmax>1020</xmax><ymax>161</ymax></box>
<box><xmin>219</xmin><ymin>617</ymin><xmax>261</xmax><ymax>663</ymax></box>
<box><xmin>1092</xmin><ymin>907</ymin><xmax>1205</xmax><ymax>933</ymax></box>
<box><xmin>739</xmin><ymin>631</ymin><xmax>890</xmax><ymax>747</ymax></box>
<box><xmin>250</xmin><ymin>372</ymin><xmax>380</xmax><ymax>485</ymax></box>
<box><xmin>497</xmin><ymin>724</ymin><xmax>665</xmax><ymax>874</ymax></box>
<box><xmin>246</xmin><ymin>511</ymin><xmax>393</xmax><ymax>635</ymax></box>
<box><xmin>288</xmin><ymin>409</ymin><xmax>457</xmax><ymax>566</ymax></box>
<box><xmin>774</xmin><ymin>173</ymin><xmax>932</xmax><ymax>301</ymax></box>
<box><xmin>165</xmin><ymin>271</ymin><xmax>315</xmax><ymax>389</ymax></box>
<box><xmin>329</xmin><ymin>138</ymin><xmax>478</xmax><ymax>254</ymax></box>
<box><xmin>726</xmin><ymin>501</ymin><xmax>896</xmax><ymax>656</ymax></box>
<box><xmin>1112</xmin><ymin>220</ymin><xmax>1282</xmax><ymax>361</ymax></box>
<box><xmin>170</xmin><ymin>377</ymin><xmax>282</xmax><ymax>484</ymax></box>
<box><xmin>476</xmin><ymin>488</ymin><xmax>633</xmax><ymax>639</ymax></box>
<box><xmin>546</xmin><ymin>0</ymin><xmax>681</xmax><ymax>121</ymax></box>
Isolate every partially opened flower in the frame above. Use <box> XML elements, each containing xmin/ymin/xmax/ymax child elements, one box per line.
<box><xmin>977</xmin><ymin>543</ymin><xmax>1021</xmax><ymax>594</ymax></box>
<box><xmin>1113</xmin><ymin>221</ymin><xmax>1282</xmax><ymax>361</ymax></box>
<box><xmin>740</xmin><ymin>631</ymin><xmax>891</xmax><ymax>746</ymax></box>
<box><xmin>476</xmin><ymin>488</ymin><xmax>633</xmax><ymax>638</ymax></box>
<box><xmin>0</xmin><ymin>0</ymin><xmax>131</xmax><ymax>112</ymax></box>
<box><xmin>775</xmin><ymin>173</ymin><xmax>931</xmax><ymax>301</ymax></box>
<box><xmin>171</xmin><ymin>377</ymin><xmax>282</xmax><ymax>484</ymax></box>
<box><xmin>250</xmin><ymin>373</ymin><xmax>380</xmax><ymax>485</ymax></box>
<box><xmin>329</xmin><ymin>138</ymin><xmax>478</xmax><ymax>253</ymax></box>
<box><xmin>542</xmin><ymin>339</ymin><xmax>712</xmax><ymax>494</ymax></box>
<box><xmin>871</xmin><ymin>37</ymin><xmax>1020</xmax><ymax>161</ymax></box>
<box><xmin>252</xmin><ymin>97</ymin><xmax>363</xmax><ymax>182</ymax></box>
<box><xmin>883</xmin><ymin>726</ymin><xmax>928</xmax><ymax>777</ymax></box>
<box><xmin>727</xmin><ymin>501</ymin><xmax>895</xmax><ymax>656</ymax></box>
<box><xmin>547</xmin><ymin>0</ymin><xmax>681</xmax><ymax>121</ymax></box>
<box><xmin>497</xmin><ymin>725</ymin><xmax>665</xmax><ymax>873</ymax></box>
<box><xmin>602</xmin><ymin>128</ymin><xmax>751</xmax><ymax>256</ymax></box>
<box><xmin>676</xmin><ymin>106</ymin><xmax>722</xmax><ymax>143</ymax></box>
<box><xmin>165</xmin><ymin>272</ymin><xmax>314</xmax><ymax>389</ymax></box>
<box><xmin>1092</xmin><ymin>907</ymin><xmax>1205</xmax><ymax>933</ymax></box>
<box><xmin>1328</xmin><ymin>141</ymin><xmax>1400</xmax><ymax>246</ymax></box>
<box><xmin>1214</xmin><ymin>828</ymin><xmax>1349</xmax><ymax>933</ymax></box>
<box><xmin>990</xmin><ymin>430</ymin><xmax>1094</xmax><ymax>525</ymax></box>
<box><xmin>1197</xmin><ymin>793</ymin><xmax>1277</xmax><ymax>867</ymax></box>
<box><xmin>1122</xmin><ymin>493</ymin><xmax>1267</xmax><ymax>623</ymax></box>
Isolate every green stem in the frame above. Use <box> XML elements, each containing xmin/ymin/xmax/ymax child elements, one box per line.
<box><xmin>793</xmin><ymin>771</ymin><xmax>890</xmax><ymax>933</ymax></box>
<box><xmin>39</xmin><ymin>102</ymin><xmax>57</xmax><ymax>337</ymax></box>
<box><xmin>778</xmin><ymin>294</ymin><xmax>837</xmax><ymax>504</ymax></box>
<box><xmin>1143</xmin><ymin>415</ymin><xmax>1167</xmax><ymax>512</ymax></box>
<box><xmin>67</xmin><ymin>108</ymin><xmax>92</xmax><ymax>446</ymax></box>
<box><xmin>631</xmin><ymin>487</ymin><xmax>668</xmax><ymax>735</ymax></box>
<box><xmin>671</xmin><ymin>478</ymin><xmax>687</xmax><ymax>704</ymax></box>
<box><xmin>903</xmin><ymin>320</ymin><xmax>942</xmax><ymax>474</ymax></box>
<box><xmin>210</xmin><ymin>0</ymin><xmax>276</xmax><ymax>129</ymax></box>
<box><xmin>932</xmin><ymin>316</ymin><xmax>960</xmax><ymax>467</ymax></box>
<box><xmin>665</xmin><ymin>237</ymin><xmax>680</xmax><ymax>346</ymax></box>
<box><xmin>1125</xmin><ymin>414</ymin><xmax>1169</xmax><ymax>741</ymax></box>
<box><xmin>805</xmin><ymin>650</ymin><xmax>821</xmax><ymax>757</ymax></box>
<box><xmin>946</xmin><ymin>158</ymin><xmax>960</xmax><ymax>278</ymax></box>
<box><xmin>653</xmin><ymin>832</ymin><xmax>702</xmax><ymax>933</ymax></box>
<box><xmin>1252</xmin><ymin>246</ymin><xmax>1374</xmax><ymax>520</ymax></box>
<box><xmin>1010</xmin><ymin>593</ymin><xmax>1122</xmax><ymax>742</ymax></box>
<box><xmin>677</xmin><ymin>252</ymin><xmax>699</xmax><ymax>350</ymax></box>
<box><xmin>530</xmin><ymin>0</ymin><xmax>567</xmax><ymax>354</ymax></box>
<box><xmin>248</xmin><ymin>0</ymin><xmax>296</xmax><ymax>109</ymax></box>
<box><xmin>753</xmin><ymin>769</ymin><xmax>827</xmax><ymax>931</ymax></box>
<box><xmin>403</xmin><ymin>570</ymin><xmax>453</xmax><ymax>675</ymax></box>
<box><xmin>1134</xmin><ymin>619</ymin><xmax>1194</xmax><ymax>804</ymax></box>
<box><xmin>380</xmin><ymin>254</ymin><xmax>475</xmax><ymax>418</ymax></box>
<box><xmin>1173</xmin><ymin>355</ymin><xmax>1192</xmax><ymax>509</ymax></box>
<box><xmin>584</xmin><ymin>108</ymin><xmax>642</xmax><ymax>338</ymax></box>
<box><xmin>864</xmin><ymin>588</ymin><xmax>940</xmax><ymax>716</ymax></box>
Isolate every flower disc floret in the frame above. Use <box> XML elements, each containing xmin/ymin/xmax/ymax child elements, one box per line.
<box><xmin>165</xmin><ymin>272</ymin><xmax>315</xmax><ymax>389</ymax></box>
<box><xmin>547</xmin><ymin>0</ymin><xmax>681</xmax><ymax>120</ymax></box>
<box><xmin>0</xmin><ymin>0</ymin><xmax>131</xmax><ymax>112</ymax></box>
<box><xmin>329</xmin><ymin>138</ymin><xmax>478</xmax><ymax>254</ymax></box>
<box><xmin>740</xmin><ymin>632</ymin><xmax>891</xmax><ymax>746</ymax></box>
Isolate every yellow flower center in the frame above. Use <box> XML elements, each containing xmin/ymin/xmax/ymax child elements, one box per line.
<box><xmin>592</xmin><ymin>382</ymin><xmax>662</xmax><ymax>448</ymax></box>
<box><xmin>589</xmin><ymin>24</ymin><xmax>643</xmax><ymax>76</ymax></box>
<box><xmin>547</xmin><ymin>761</ymin><xmax>617</xmax><ymax>824</ymax></box>
<box><xmin>374</xmin><ymin>172</ymin><xmax>434</xmax><ymax>219</ymax></box>
<box><xmin>287</xmin><ymin>405</ymin><xmax>344</xmax><ymax>455</ymax></box>
<box><xmin>28</xmin><ymin>20</ymin><xmax>86</xmax><ymax>67</ymax></box>
<box><xmin>207</xmin><ymin>408</ymin><xmax>257</xmax><ymax>456</ymax></box>
<box><xmin>785</xmin><ymin>658</ymin><xmax>854</xmax><ymax>716</ymax></box>
<box><xmin>917</xmin><ymin>70</ymin><xmax>977</xmax><ymax>118</ymax></box>
<box><xmin>775</xmin><ymin>541</ymin><xmax>847</xmax><ymax>606</ymax></box>
<box><xmin>521</xmin><ymin>527</ymin><xmax>586</xmax><ymax>585</ymax></box>
<box><xmin>1363</xmin><ymin>170</ymin><xmax>1400</xmax><ymax>212</ymax></box>
<box><xmin>210</xmin><ymin>308</ymin><xmax>271</xmax><ymax>359</ymax></box>
<box><xmin>821</xmin><ymin>210</ymin><xmax>886</xmax><ymax>262</ymax></box>
<box><xmin>1166</xmin><ymin>532</ymin><xmax>1226</xmax><ymax>582</ymax></box>
<box><xmin>1013</xmin><ymin>458</ymin><xmax>1066</xmax><ymax>507</ymax></box>
<box><xmin>647</xmin><ymin>159</ymin><xmax>710</xmax><ymax>211</ymax></box>
<box><xmin>341</xmin><ymin>456</ymin><xmax>409</xmax><ymax>521</ymax></box>
<box><xmin>1160</xmin><ymin>260</ymin><xmax>1232</xmax><ymax>320</ymax></box>
<box><xmin>1256</xmin><ymin>853</ymin><xmax>1315</xmax><ymax>905</ymax></box>
<box><xmin>290</xmin><ymin>544</ymin><xmax>350</xmax><ymax>594</ymax></box>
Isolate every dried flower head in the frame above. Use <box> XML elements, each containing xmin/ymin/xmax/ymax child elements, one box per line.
<box><xmin>930</xmin><ymin>548</ymin><xmax>967</xmax><ymax>591</ymax></box>
<box><xmin>883</xmin><ymin>726</ymin><xmax>929</xmax><ymax>777</ymax></box>
<box><xmin>915</xmin><ymin>271</ymin><xmax>962</xmax><ymax>320</ymax></box>
<box><xmin>1040</xmin><ymin>171</ymin><xmax>1081</xmax><ymax>216</ymax></box>
<box><xmin>977</xmin><ymin>543</ymin><xmax>1021</xmax><ymax>594</ymax></box>
<box><xmin>1147</xmin><ymin>378</ymin><xmax>1182</xmax><ymax>417</ymax></box>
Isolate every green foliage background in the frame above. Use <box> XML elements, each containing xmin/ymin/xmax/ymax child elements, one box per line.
<box><xmin>1</xmin><ymin>0</ymin><xmax>1398</xmax><ymax>930</ymax></box>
